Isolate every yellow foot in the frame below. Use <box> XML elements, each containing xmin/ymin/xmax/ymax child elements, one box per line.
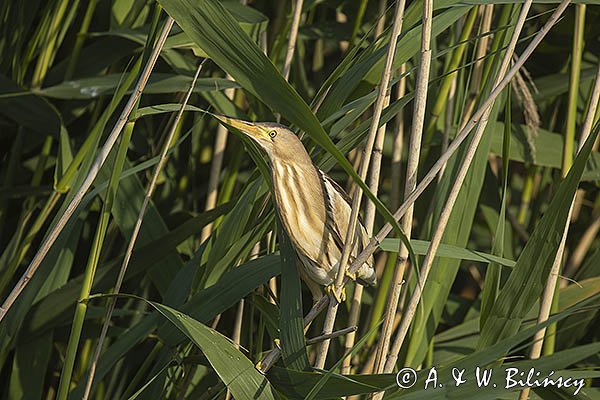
<box><xmin>345</xmin><ymin>270</ymin><xmax>357</xmax><ymax>281</ymax></box>
<box><xmin>274</xmin><ymin>338</ymin><xmax>281</xmax><ymax>348</ymax></box>
<box><xmin>255</xmin><ymin>361</ymin><xmax>262</xmax><ymax>371</ymax></box>
<box><xmin>325</xmin><ymin>284</ymin><xmax>346</xmax><ymax>303</ymax></box>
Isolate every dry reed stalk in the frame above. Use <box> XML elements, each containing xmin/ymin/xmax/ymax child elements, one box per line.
<box><xmin>307</xmin><ymin>326</ymin><xmax>358</xmax><ymax>345</ymax></box>
<box><xmin>472</xmin><ymin>5</ymin><xmax>494</xmax><ymax>98</ymax></box>
<box><xmin>375</xmin><ymin>0</ymin><xmax>388</xmax><ymax>39</ymax></box>
<box><xmin>341</xmin><ymin>0</ymin><xmax>408</xmax><ymax>375</ymax></box>
<box><xmin>562</xmin><ymin>214</ymin><xmax>600</xmax><ymax>284</ymax></box>
<box><xmin>371</xmin><ymin>0</ymin><xmax>430</xmax><ymax>385</ymax></box>
<box><xmin>224</xmin><ymin>299</ymin><xmax>245</xmax><ymax>400</ymax></box>
<box><xmin>459</xmin><ymin>5</ymin><xmax>494</xmax><ymax>129</ymax></box>
<box><xmin>200</xmin><ymin>80</ymin><xmax>235</xmax><ymax>242</ymax></box>
<box><xmin>282</xmin><ymin>0</ymin><xmax>304</xmax><ymax>82</ymax></box>
<box><xmin>391</xmin><ymin>64</ymin><xmax>407</xmax><ymax>210</ymax></box>
<box><xmin>519</xmin><ymin>56</ymin><xmax>599</xmax><ymax>400</ymax></box>
<box><xmin>202</xmin><ymin>0</ymin><xmax>254</xmax><ymax>241</ymax></box>
<box><xmin>0</xmin><ymin>17</ymin><xmax>175</xmax><ymax>324</ymax></box>
<box><xmin>382</xmin><ymin>0</ymin><xmax>536</xmax><ymax>373</ymax></box>
<box><xmin>314</xmin><ymin>0</ymin><xmax>407</xmax><ymax>369</ymax></box>
<box><xmin>82</xmin><ymin>57</ymin><xmax>204</xmax><ymax>400</ymax></box>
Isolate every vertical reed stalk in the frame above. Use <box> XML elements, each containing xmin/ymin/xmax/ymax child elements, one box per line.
<box><xmin>371</xmin><ymin>0</ymin><xmax>432</xmax><ymax>386</ymax></box>
<box><xmin>363</xmin><ymin>66</ymin><xmax>408</xmax><ymax>352</ymax></box>
<box><xmin>519</xmin><ymin>50</ymin><xmax>598</xmax><ymax>400</ymax></box>
<box><xmin>224</xmin><ymin>299</ymin><xmax>245</xmax><ymax>400</ymax></box>
<box><xmin>472</xmin><ymin>5</ymin><xmax>495</xmax><ymax>92</ymax></box>
<box><xmin>281</xmin><ymin>0</ymin><xmax>304</xmax><ymax>82</ymax></box>
<box><xmin>382</xmin><ymin>0</ymin><xmax>535</xmax><ymax>373</ymax></box>
<box><xmin>391</xmin><ymin>65</ymin><xmax>407</xmax><ymax>211</ymax></box>
<box><xmin>200</xmin><ymin>81</ymin><xmax>234</xmax><ymax>242</ymax></box>
<box><xmin>374</xmin><ymin>0</ymin><xmax>388</xmax><ymax>39</ymax></box>
<box><xmin>0</xmin><ymin>17</ymin><xmax>174</xmax><ymax>324</ymax></box>
<box><xmin>563</xmin><ymin>210</ymin><xmax>600</xmax><ymax>283</ymax></box>
<box><xmin>562</xmin><ymin>4</ymin><xmax>586</xmax><ymax>175</ymax></box>
<box><xmin>342</xmin><ymin>0</ymin><xmax>408</xmax><ymax>375</ymax></box>
<box><xmin>461</xmin><ymin>5</ymin><xmax>506</xmax><ymax>128</ymax></box>
<box><xmin>314</xmin><ymin>0</ymin><xmax>407</xmax><ymax>369</ymax></box>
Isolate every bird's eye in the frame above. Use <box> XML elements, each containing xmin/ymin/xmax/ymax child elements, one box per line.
<box><xmin>268</xmin><ymin>130</ymin><xmax>277</xmax><ymax>139</ymax></box>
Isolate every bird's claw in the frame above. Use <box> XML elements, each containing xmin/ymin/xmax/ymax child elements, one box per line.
<box><xmin>345</xmin><ymin>270</ymin><xmax>357</xmax><ymax>281</ymax></box>
<box><xmin>326</xmin><ymin>284</ymin><xmax>346</xmax><ymax>303</ymax></box>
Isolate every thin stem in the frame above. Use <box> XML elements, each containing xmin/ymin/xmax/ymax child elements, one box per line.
<box><xmin>472</xmin><ymin>5</ymin><xmax>495</xmax><ymax>93</ymax></box>
<box><xmin>314</xmin><ymin>0</ymin><xmax>407</xmax><ymax>369</ymax></box>
<box><xmin>519</xmin><ymin>50</ymin><xmax>598</xmax><ymax>400</ymax></box>
<box><xmin>562</xmin><ymin>4</ymin><xmax>586</xmax><ymax>176</ymax></box>
<box><xmin>374</xmin><ymin>0</ymin><xmax>388</xmax><ymax>39</ymax></box>
<box><xmin>390</xmin><ymin>64</ymin><xmax>407</xmax><ymax>210</ymax></box>
<box><xmin>341</xmin><ymin>284</ymin><xmax>363</xmax><ymax>374</ymax></box>
<box><xmin>307</xmin><ymin>326</ymin><xmax>357</xmax><ymax>345</ymax></box>
<box><xmin>200</xmin><ymin>80</ymin><xmax>234</xmax><ymax>242</ymax></box>
<box><xmin>281</xmin><ymin>0</ymin><xmax>304</xmax><ymax>82</ymax></box>
<box><xmin>517</xmin><ymin>165</ymin><xmax>536</xmax><ymax>226</ymax></box>
<box><xmin>382</xmin><ymin>0</ymin><xmax>536</xmax><ymax>373</ymax></box>
<box><xmin>563</xmin><ymin>212</ymin><xmax>600</xmax><ymax>283</ymax></box>
<box><xmin>351</xmin><ymin>0</ymin><xmax>369</xmax><ymax>45</ymax></box>
<box><xmin>0</xmin><ymin>18</ymin><xmax>174</xmax><ymax>324</ymax></box>
<box><xmin>81</xmin><ymin>54</ymin><xmax>203</xmax><ymax>400</ymax></box>
<box><xmin>65</xmin><ymin>0</ymin><xmax>98</xmax><ymax>80</ymax></box>
<box><xmin>225</xmin><ymin>299</ymin><xmax>245</xmax><ymax>400</ymax></box>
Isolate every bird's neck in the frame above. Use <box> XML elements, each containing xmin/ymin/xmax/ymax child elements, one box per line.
<box><xmin>270</xmin><ymin>159</ymin><xmax>327</xmax><ymax>234</ymax></box>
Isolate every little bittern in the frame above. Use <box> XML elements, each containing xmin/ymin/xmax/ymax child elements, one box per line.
<box><xmin>215</xmin><ymin>116</ymin><xmax>376</xmax><ymax>301</ymax></box>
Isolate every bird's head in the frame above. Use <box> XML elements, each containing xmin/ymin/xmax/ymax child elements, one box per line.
<box><xmin>214</xmin><ymin>115</ymin><xmax>307</xmax><ymax>163</ymax></box>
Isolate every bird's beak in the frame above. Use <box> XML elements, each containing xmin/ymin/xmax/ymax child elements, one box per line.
<box><xmin>213</xmin><ymin>115</ymin><xmax>265</xmax><ymax>141</ymax></box>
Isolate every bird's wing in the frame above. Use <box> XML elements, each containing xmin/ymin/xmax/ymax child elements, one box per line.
<box><xmin>317</xmin><ymin>169</ymin><xmax>347</xmax><ymax>252</ymax></box>
<box><xmin>317</xmin><ymin>169</ymin><xmax>370</xmax><ymax>261</ymax></box>
<box><xmin>317</xmin><ymin>169</ymin><xmax>377</xmax><ymax>285</ymax></box>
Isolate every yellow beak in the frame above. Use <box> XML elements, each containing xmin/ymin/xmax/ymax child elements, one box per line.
<box><xmin>213</xmin><ymin>115</ymin><xmax>265</xmax><ymax>140</ymax></box>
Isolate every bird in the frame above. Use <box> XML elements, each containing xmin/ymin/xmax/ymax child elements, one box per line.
<box><xmin>214</xmin><ymin>115</ymin><xmax>376</xmax><ymax>303</ymax></box>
